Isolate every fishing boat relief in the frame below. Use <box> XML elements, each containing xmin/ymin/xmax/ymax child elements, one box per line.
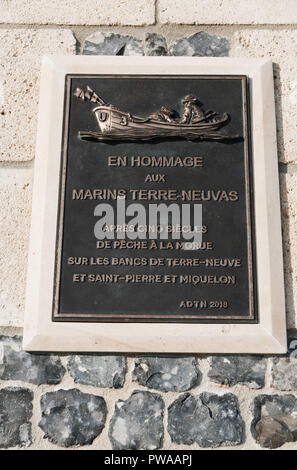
<box><xmin>74</xmin><ymin>86</ymin><xmax>238</xmax><ymax>142</ymax></box>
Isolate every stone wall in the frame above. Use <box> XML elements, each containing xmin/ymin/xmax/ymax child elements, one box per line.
<box><xmin>0</xmin><ymin>0</ymin><xmax>297</xmax><ymax>450</ymax></box>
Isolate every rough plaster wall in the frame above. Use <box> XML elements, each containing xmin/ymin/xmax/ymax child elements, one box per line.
<box><xmin>0</xmin><ymin>0</ymin><xmax>297</xmax><ymax>450</ymax></box>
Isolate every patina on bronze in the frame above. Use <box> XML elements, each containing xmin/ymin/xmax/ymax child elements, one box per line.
<box><xmin>73</xmin><ymin>84</ymin><xmax>239</xmax><ymax>142</ymax></box>
<box><xmin>53</xmin><ymin>74</ymin><xmax>257</xmax><ymax>323</ymax></box>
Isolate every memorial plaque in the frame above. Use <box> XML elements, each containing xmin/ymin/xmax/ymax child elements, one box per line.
<box><xmin>54</xmin><ymin>74</ymin><xmax>255</xmax><ymax>323</ymax></box>
<box><xmin>24</xmin><ymin>57</ymin><xmax>286</xmax><ymax>352</ymax></box>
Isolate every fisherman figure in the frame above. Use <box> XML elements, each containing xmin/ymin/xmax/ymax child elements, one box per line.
<box><xmin>149</xmin><ymin>106</ymin><xmax>176</xmax><ymax>123</ymax></box>
<box><xmin>181</xmin><ymin>95</ymin><xmax>204</xmax><ymax>124</ymax></box>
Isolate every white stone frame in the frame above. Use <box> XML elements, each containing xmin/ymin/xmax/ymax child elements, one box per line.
<box><xmin>23</xmin><ymin>56</ymin><xmax>286</xmax><ymax>353</ymax></box>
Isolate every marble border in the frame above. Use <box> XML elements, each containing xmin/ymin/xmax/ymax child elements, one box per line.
<box><xmin>23</xmin><ymin>56</ymin><xmax>286</xmax><ymax>352</ymax></box>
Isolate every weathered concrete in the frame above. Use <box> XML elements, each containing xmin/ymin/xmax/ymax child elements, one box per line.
<box><xmin>280</xmin><ymin>172</ymin><xmax>297</xmax><ymax>329</ymax></box>
<box><xmin>159</xmin><ymin>0</ymin><xmax>297</xmax><ymax>25</ymax></box>
<box><xmin>231</xmin><ymin>29</ymin><xmax>297</xmax><ymax>164</ymax></box>
<box><xmin>0</xmin><ymin>1</ymin><xmax>155</xmax><ymax>25</ymax></box>
<box><xmin>0</xmin><ymin>29</ymin><xmax>76</xmax><ymax>162</ymax></box>
<box><xmin>0</xmin><ymin>169</ymin><xmax>32</xmax><ymax>327</ymax></box>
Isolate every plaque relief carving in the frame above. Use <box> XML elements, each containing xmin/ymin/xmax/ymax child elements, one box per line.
<box><xmin>74</xmin><ymin>85</ymin><xmax>239</xmax><ymax>142</ymax></box>
<box><xmin>52</xmin><ymin>74</ymin><xmax>255</xmax><ymax>323</ymax></box>
<box><xmin>23</xmin><ymin>57</ymin><xmax>286</xmax><ymax>353</ymax></box>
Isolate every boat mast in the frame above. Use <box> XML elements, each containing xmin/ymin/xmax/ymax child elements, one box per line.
<box><xmin>74</xmin><ymin>86</ymin><xmax>107</xmax><ymax>106</ymax></box>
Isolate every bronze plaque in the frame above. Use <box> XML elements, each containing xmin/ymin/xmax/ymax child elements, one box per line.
<box><xmin>53</xmin><ymin>74</ymin><xmax>257</xmax><ymax>323</ymax></box>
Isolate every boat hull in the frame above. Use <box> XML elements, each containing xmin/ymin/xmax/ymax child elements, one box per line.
<box><xmin>84</xmin><ymin>105</ymin><xmax>231</xmax><ymax>142</ymax></box>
